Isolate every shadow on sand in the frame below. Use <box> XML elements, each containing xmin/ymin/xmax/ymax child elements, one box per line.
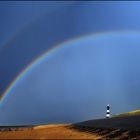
<box><xmin>68</xmin><ymin>125</ymin><xmax>140</xmax><ymax>139</ymax></box>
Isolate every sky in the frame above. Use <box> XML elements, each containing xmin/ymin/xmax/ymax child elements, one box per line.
<box><xmin>1</xmin><ymin>1</ymin><xmax>140</xmax><ymax>125</ymax></box>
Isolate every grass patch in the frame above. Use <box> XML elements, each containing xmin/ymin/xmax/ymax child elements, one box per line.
<box><xmin>113</xmin><ymin>110</ymin><xmax>140</xmax><ymax>118</ymax></box>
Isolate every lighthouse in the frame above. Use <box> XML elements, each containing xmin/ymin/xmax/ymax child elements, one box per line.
<box><xmin>106</xmin><ymin>104</ymin><xmax>110</xmax><ymax>118</ymax></box>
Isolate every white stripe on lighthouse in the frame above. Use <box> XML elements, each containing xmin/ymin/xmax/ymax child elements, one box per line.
<box><xmin>106</xmin><ymin>114</ymin><xmax>110</xmax><ymax>117</ymax></box>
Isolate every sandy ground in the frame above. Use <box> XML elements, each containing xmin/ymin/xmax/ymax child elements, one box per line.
<box><xmin>0</xmin><ymin>124</ymin><xmax>102</xmax><ymax>139</ymax></box>
<box><xmin>1</xmin><ymin>116</ymin><xmax>140</xmax><ymax>139</ymax></box>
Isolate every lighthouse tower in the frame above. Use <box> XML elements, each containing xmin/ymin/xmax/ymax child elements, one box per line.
<box><xmin>106</xmin><ymin>104</ymin><xmax>110</xmax><ymax>118</ymax></box>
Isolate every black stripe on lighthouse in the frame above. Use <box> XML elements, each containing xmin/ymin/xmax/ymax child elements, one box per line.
<box><xmin>106</xmin><ymin>104</ymin><xmax>110</xmax><ymax>118</ymax></box>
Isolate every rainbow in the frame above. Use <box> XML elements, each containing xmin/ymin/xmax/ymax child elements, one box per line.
<box><xmin>1</xmin><ymin>30</ymin><xmax>140</xmax><ymax>103</ymax></box>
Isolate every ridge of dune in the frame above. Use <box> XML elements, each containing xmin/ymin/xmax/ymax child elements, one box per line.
<box><xmin>33</xmin><ymin>124</ymin><xmax>68</xmax><ymax>129</ymax></box>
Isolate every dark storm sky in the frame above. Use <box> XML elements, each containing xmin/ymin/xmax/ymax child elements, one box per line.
<box><xmin>1</xmin><ymin>1</ymin><xmax>140</xmax><ymax>125</ymax></box>
<box><xmin>1</xmin><ymin>1</ymin><xmax>140</xmax><ymax>97</ymax></box>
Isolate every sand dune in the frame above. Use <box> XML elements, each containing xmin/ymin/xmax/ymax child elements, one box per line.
<box><xmin>73</xmin><ymin>115</ymin><xmax>140</xmax><ymax>139</ymax></box>
<box><xmin>1</xmin><ymin>115</ymin><xmax>140</xmax><ymax>139</ymax></box>
<box><xmin>0</xmin><ymin>124</ymin><xmax>101</xmax><ymax>139</ymax></box>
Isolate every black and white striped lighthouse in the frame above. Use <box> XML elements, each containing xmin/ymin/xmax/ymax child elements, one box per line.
<box><xmin>106</xmin><ymin>104</ymin><xmax>110</xmax><ymax>118</ymax></box>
